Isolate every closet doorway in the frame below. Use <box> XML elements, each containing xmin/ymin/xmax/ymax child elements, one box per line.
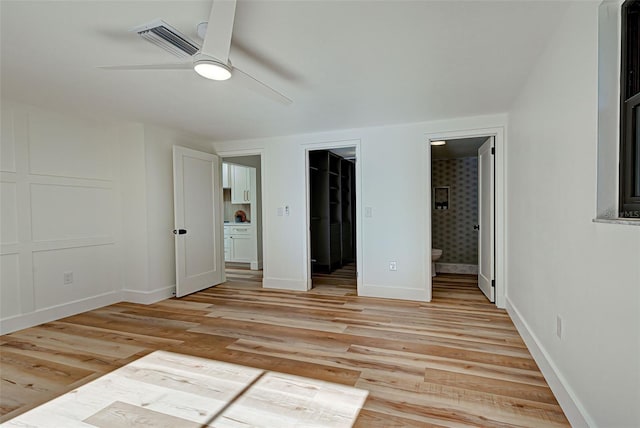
<box><xmin>307</xmin><ymin>146</ymin><xmax>359</xmax><ymax>294</ymax></box>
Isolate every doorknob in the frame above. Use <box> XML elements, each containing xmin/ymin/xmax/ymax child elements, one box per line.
<box><xmin>473</xmin><ymin>225</ymin><xmax>480</xmax><ymax>230</ymax></box>
<box><xmin>173</xmin><ymin>229</ymin><xmax>187</xmax><ymax>235</ymax></box>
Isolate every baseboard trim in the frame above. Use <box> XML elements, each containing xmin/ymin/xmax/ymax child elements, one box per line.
<box><xmin>263</xmin><ymin>277</ymin><xmax>307</xmax><ymax>291</ymax></box>
<box><xmin>0</xmin><ymin>291</ymin><xmax>122</xmax><ymax>335</ymax></box>
<box><xmin>360</xmin><ymin>284</ymin><xmax>429</xmax><ymax>301</ymax></box>
<box><xmin>250</xmin><ymin>261</ymin><xmax>263</xmax><ymax>270</ymax></box>
<box><xmin>122</xmin><ymin>285</ymin><xmax>176</xmax><ymax>305</ymax></box>
<box><xmin>506</xmin><ymin>297</ymin><xmax>593</xmax><ymax>427</ymax></box>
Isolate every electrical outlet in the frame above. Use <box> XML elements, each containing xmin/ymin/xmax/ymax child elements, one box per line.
<box><xmin>63</xmin><ymin>271</ymin><xmax>73</xmax><ymax>285</ymax></box>
<box><xmin>389</xmin><ymin>261</ymin><xmax>397</xmax><ymax>271</ymax></box>
<box><xmin>556</xmin><ymin>315</ymin><xmax>563</xmax><ymax>339</ymax></box>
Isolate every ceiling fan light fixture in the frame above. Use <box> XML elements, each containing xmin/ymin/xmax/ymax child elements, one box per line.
<box><xmin>194</xmin><ymin>59</ymin><xmax>232</xmax><ymax>81</ymax></box>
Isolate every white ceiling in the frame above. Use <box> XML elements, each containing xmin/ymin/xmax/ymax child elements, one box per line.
<box><xmin>0</xmin><ymin>1</ymin><xmax>569</xmax><ymax>141</ymax></box>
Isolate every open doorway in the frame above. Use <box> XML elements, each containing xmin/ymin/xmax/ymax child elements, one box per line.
<box><xmin>221</xmin><ymin>155</ymin><xmax>263</xmax><ymax>285</ymax></box>
<box><xmin>308</xmin><ymin>147</ymin><xmax>357</xmax><ymax>293</ymax></box>
<box><xmin>430</xmin><ymin>136</ymin><xmax>495</xmax><ymax>303</ymax></box>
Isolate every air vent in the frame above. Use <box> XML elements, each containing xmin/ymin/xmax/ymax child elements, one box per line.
<box><xmin>131</xmin><ymin>20</ymin><xmax>200</xmax><ymax>58</ymax></box>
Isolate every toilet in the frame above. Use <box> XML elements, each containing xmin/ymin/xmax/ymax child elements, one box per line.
<box><xmin>431</xmin><ymin>248</ymin><xmax>443</xmax><ymax>277</ymax></box>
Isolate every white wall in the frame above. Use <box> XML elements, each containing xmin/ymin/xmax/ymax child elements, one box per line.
<box><xmin>120</xmin><ymin>123</ymin><xmax>213</xmax><ymax>302</ymax></box>
<box><xmin>0</xmin><ymin>103</ymin><xmax>122</xmax><ymax>333</ymax></box>
<box><xmin>506</xmin><ymin>2</ymin><xmax>640</xmax><ymax>427</ymax></box>
<box><xmin>0</xmin><ymin>101</ymin><xmax>215</xmax><ymax>332</ymax></box>
<box><xmin>213</xmin><ymin>114</ymin><xmax>507</xmax><ymax>301</ymax></box>
<box><xmin>119</xmin><ymin>123</ymin><xmax>149</xmax><ymax>297</ymax></box>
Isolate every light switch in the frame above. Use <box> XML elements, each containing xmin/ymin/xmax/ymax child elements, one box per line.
<box><xmin>277</xmin><ymin>207</ymin><xmax>284</xmax><ymax>216</ymax></box>
<box><xmin>285</xmin><ymin>205</ymin><xmax>290</xmax><ymax>216</ymax></box>
<box><xmin>365</xmin><ymin>207</ymin><xmax>373</xmax><ymax>218</ymax></box>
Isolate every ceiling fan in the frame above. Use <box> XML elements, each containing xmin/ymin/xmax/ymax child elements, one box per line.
<box><xmin>101</xmin><ymin>0</ymin><xmax>292</xmax><ymax>104</ymax></box>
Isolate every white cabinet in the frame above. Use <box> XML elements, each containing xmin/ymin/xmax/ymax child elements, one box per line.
<box><xmin>224</xmin><ymin>224</ymin><xmax>256</xmax><ymax>264</ymax></box>
<box><xmin>223</xmin><ymin>164</ymin><xmax>259</xmax><ymax>270</ymax></box>
<box><xmin>224</xmin><ymin>225</ymin><xmax>233</xmax><ymax>262</ymax></box>
<box><xmin>230</xmin><ymin>234</ymin><xmax>253</xmax><ymax>261</ymax></box>
<box><xmin>222</xmin><ymin>163</ymin><xmax>231</xmax><ymax>189</ymax></box>
<box><xmin>231</xmin><ymin>165</ymin><xmax>251</xmax><ymax>203</ymax></box>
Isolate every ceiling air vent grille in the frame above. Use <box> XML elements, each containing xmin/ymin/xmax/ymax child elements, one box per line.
<box><xmin>132</xmin><ymin>20</ymin><xmax>200</xmax><ymax>58</ymax></box>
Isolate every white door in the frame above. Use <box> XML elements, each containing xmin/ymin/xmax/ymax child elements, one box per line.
<box><xmin>478</xmin><ymin>137</ymin><xmax>495</xmax><ymax>302</ymax></box>
<box><xmin>173</xmin><ymin>146</ymin><xmax>224</xmax><ymax>297</ymax></box>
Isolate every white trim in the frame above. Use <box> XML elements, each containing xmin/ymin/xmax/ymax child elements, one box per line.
<box><xmin>122</xmin><ymin>285</ymin><xmax>176</xmax><ymax>305</ymax></box>
<box><xmin>302</xmin><ymin>139</ymin><xmax>362</xmax><ymax>295</ymax></box>
<box><xmin>360</xmin><ymin>284</ymin><xmax>429</xmax><ymax>301</ymax></box>
<box><xmin>506</xmin><ymin>297</ymin><xmax>593</xmax><ymax>428</ymax></box>
<box><xmin>592</xmin><ymin>217</ymin><xmax>640</xmax><ymax>226</ymax></box>
<box><xmin>262</xmin><ymin>277</ymin><xmax>307</xmax><ymax>291</ymax></box>
<box><xmin>0</xmin><ymin>291</ymin><xmax>121</xmax><ymax>335</ymax></box>
<box><xmin>425</xmin><ymin>126</ymin><xmax>507</xmax><ymax>308</ymax></box>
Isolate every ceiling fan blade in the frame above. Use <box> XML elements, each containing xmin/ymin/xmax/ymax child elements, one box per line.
<box><xmin>99</xmin><ymin>63</ymin><xmax>192</xmax><ymax>70</ymax></box>
<box><xmin>201</xmin><ymin>0</ymin><xmax>236</xmax><ymax>63</ymax></box>
<box><xmin>232</xmin><ymin>65</ymin><xmax>292</xmax><ymax>105</ymax></box>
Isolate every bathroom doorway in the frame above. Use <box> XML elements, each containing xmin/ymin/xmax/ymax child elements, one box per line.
<box><xmin>429</xmin><ymin>135</ymin><xmax>498</xmax><ymax>304</ymax></box>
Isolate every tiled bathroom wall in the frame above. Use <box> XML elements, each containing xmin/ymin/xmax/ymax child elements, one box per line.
<box><xmin>431</xmin><ymin>157</ymin><xmax>478</xmax><ymax>265</ymax></box>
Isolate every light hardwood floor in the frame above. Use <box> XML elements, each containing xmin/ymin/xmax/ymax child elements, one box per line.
<box><xmin>0</xmin><ymin>271</ymin><xmax>569</xmax><ymax>427</ymax></box>
<box><xmin>311</xmin><ymin>262</ymin><xmax>359</xmax><ymax>298</ymax></box>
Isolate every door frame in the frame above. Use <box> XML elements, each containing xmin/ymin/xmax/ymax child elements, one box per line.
<box><xmin>303</xmin><ymin>139</ymin><xmax>362</xmax><ymax>294</ymax></box>
<box><xmin>214</xmin><ymin>148</ymin><xmax>265</xmax><ymax>285</ymax></box>
<box><xmin>425</xmin><ymin>127</ymin><xmax>506</xmax><ymax>308</ymax></box>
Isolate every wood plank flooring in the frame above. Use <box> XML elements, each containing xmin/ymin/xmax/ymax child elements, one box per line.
<box><xmin>312</xmin><ymin>262</ymin><xmax>358</xmax><ymax>296</ymax></box>
<box><xmin>0</xmin><ymin>270</ymin><xmax>569</xmax><ymax>427</ymax></box>
<box><xmin>4</xmin><ymin>350</ymin><xmax>368</xmax><ymax>427</ymax></box>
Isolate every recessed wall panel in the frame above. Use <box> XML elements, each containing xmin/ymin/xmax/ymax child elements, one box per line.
<box><xmin>0</xmin><ymin>254</ymin><xmax>21</xmax><ymax>318</ymax></box>
<box><xmin>0</xmin><ymin>182</ymin><xmax>18</xmax><ymax>244</ymax></box>
<box><xmin>184</xmin><ymin>156</ymin><xmax>215</xmax><ymax>277</ymax></box>
<box><xmin>27</xmin><ymin>112</ymin><xmax>112</xmax><ymax>180</ymax></box>
<box><xmin>0</xmin><ymin>110</ymin><xmax>16</xmax><ymax>173</ymax></box>
<box><xmin>30</xmin><ymin>184</ymin><xmax>114</xmax><ymax>242</ymax></box>
<box><xmin>33</xmin><ymin>244</ymin><xmax>116</xmax><ymax>310</ymax></box>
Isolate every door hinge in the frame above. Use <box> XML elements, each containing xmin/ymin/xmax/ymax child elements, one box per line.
<box><xmin>491</xmin><ymin>147</ymin><xmax>495</xmax><ymax>155</ymax></box>
<box><xmin>491</xmin><ymin>279</ymin><xmax>495</xmax><ymax>288</ymax></box>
